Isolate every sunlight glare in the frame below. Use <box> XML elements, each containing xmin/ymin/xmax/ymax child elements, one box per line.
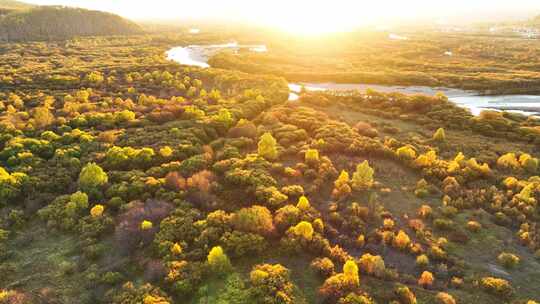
<box><xmin>258</xmin><ymin>2</ymin><xmax>361</xmax><ymax>35</ymax></box>
<box><xmin>240</xmin><ymin>1</ymin><xmax>373</xmax><ymax>35</ymax></box>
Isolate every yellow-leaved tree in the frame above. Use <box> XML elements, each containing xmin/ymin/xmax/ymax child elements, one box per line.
<box><xmin>358</xmin><ymin>253</ymin><xmax>386</xmax><ymax>277</ymax></box>
<box><xmin>497</xmin><ymin>153</ymin><xmax>520</xmax><ymax>170</ymax></box>
<box><xmin>393</xmin><ymin>230</ymin><xmax>411</xmax><ymax>250</ymax></box>
<box><xmin>258</xmin><ymin>132</ymin><xmax>278</xmax><ymax>160</ymax></box>
<box><xmin>396</xmin><ymin>146</ymin><xmax>417</xmax><ymax>160</ymax></box>
<box><xmin>418</xmin><ymin>271</ymin><xmax>434</xmax><ymax>287</ymax></box>
<box><xmin>140</xmin><ymin>220</ymin><xmax>153</xmax><ymax>230</ymax></box>
<box><xmin>343</xmin><ymin>260</ymin><xmax>360</xmax><ymax>286</ymax></box>
<box><xmin>90</xmin><ymin>204</ymin><xmax>104</xmax><ymax>217</ymax></box>
<box><xmin>433</xmin><ymin>127</ymin><xmax>446</xmax><ymax>142</ymax></box>
<box><xmin>297</xmin><ymin>195</ymin><xmax>311</xmax><ymax>211</ymax></box>
<box><xmin>415</xmin><ymin>150</ymin><xmax>437</xmax><ymax>167</ymax></box>
<box><xmin>333</xmin><ymin>170</ymin><xmax>352</xmax><ymax>199</ymax></box>
<box><xmin>305</xmin><ymin>149</ymin><xmax>320</xmax><ymax>165</ymax></box>
<box><xmin>293</xmin><ymin>221</ymin><xmax>314</xmax><ymax>240</ymax></box>
<box><xmin>171</xmin><ymin>243</ymin><xmax>182</xmax><ymax>255</ymax></box>
<box><xmin>351</xmin><ymin>161</ymin><xmax>374</xmax><ymax>191</ymax></box>
<box><xmin>207</xmin><ymin>246</ymin><xmax>232</xmax><ymax>274</ymax></box>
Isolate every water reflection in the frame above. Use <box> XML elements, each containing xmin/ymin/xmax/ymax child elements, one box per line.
<box><xmin>166</xmin><ymin>42</ymin><xmax>267</xmax><ymax>69</ymax></box>
<box><xmin>288</xmin><ymin>83</ymin><xmax>540</xmax><ymax>116</ymax></box>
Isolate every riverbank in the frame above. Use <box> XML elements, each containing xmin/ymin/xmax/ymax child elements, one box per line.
<box><xmin>288</xmin><ymin>83</ymin><xmax>540</xmax><ymax>116</ymax></box>
<box><xmin>166</xmin><ymin>44</ymin><xmax>540</xmax><ymax>116</ymax></box>
<box><xmin>207</xmin><ymin>31</ymin><xmax>540</xmax><ymax>96</ymax></box>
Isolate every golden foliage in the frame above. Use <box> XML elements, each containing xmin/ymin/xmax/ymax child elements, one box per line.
<box><xmin>305</xmin><ymin>149</ymin><xmax>320</xmax><ymax>165</ymax></box>
<box><xmin>351</xmin><ymin>160</ymin><xmax>374</xmax><ymax>191</ymax></box>
<box><xmin>418</xmin><ymin>271</ymin><xmax>434</xmax><ymax>286</ymax></box>
<box><xmin>436</xmin><ymin>292</ymin><xmax>456</xmax><ymax>304</ymax></box>
<box><xmin>433</xmin><ymin>127</ymin><xmax>446</xmax><ymax>142</ymax></box>
<box><xmin>418</xmin><ymin>205</ymin><xmax>433</xmax><ymax>218</ymax></box>
<box><xmin>396</xmin><ymin>146</ymin><xmax>417</xmax><ymax>160</ymax></box>
<box><xmin>415</xmin><ymin>150</ymin><xmax>437</xmax><ymax>167</ymax></box>
<box><xmin>258</xmin><ymin>132</ymin><xmax>278</xmax><ymax>160</ymax></box>
<box><xmin>293</xmin><ymin>221</ymin><xmax>314</xmax><ymax>240</ymax></box>
<box><xmin>143</xmin><ymin>294</ymin><xmax>170</xmax><ymax>304</ymax></box>
<box><xmin>393</xmin><ymin>230</ymin><xmax>411</xmax><ymax>250</ymax></box>
<box><xmin>333</xmin><ymin>170</ymin><xmax>352</xmax><ymax>199</ymax></box>
<box><xmin>296</xmin><ymin>195</ymin><xmax>311</xmax><ymax>211</ymax></box>
<box><xmin>90</xmin><ymin>204</ymin><xmax>104</xmax><ymax>217</ymax></box>
<box><xmin>343</xmin><ymin>260</ymin><xmax>360</xmax><ymax>286</ymax></box>
<box><xmin>497</xmin><ymin>153</ymin><xmax>520</xmax><ymax>170</ymax></box>
<box><xmin>358</xmin><ymin>253</ymin><xmax>385</xmax><ymax>277</ymax></box>
<box><xmin>383</xmin><ymin>218</ymin><xmax>395</xmax><ymax>230</ymax></box>
<box><xmin>140</xmin><ymin>220</ymin><xmax>153</xmax><ymax>230</ymax></box>
<box><xmin>416</xmin><ymin>254</ymin><xmax>429</xmax><ymax>267</ymax></box>
<box><xmin>207</xmin><ymin>246</ymin><xmax>231</xmax><ymax>273</ymax></box>
<box><xmin>159</xmin><ymin>146</ymin><xmax>173</xmax><ymax>158</ymax></box>
<box><xmin>171</xmin><ymin>243</ymin><xmax>182</xmax><ymax>255</ymax></box>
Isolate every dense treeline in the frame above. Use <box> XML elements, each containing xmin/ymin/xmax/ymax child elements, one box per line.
<box><xmin>0</xmin><ymin>6</ymin><xmax>142</xmax><ymax>42</ymax></box>
<box><xmin>0</xmin><ymin>0</ymin><xmax>33</xmax><ymax>10</ymax></box>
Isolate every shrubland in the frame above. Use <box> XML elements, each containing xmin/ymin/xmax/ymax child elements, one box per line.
<box><xmin>0</xmin><ymin>26</ymin><xmax>539</xmax><ymax>304</ymax></box>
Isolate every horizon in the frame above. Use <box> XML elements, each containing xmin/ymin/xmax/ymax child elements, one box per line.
<box><xmin>20</xmin><ymin>0</ymin><xmax>540</xmax><ymax>34</ymax></box>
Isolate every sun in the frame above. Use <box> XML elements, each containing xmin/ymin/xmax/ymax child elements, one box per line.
<box><xmin>252</xmin><ymin>1</ymin><xmax>365</xmax><ymax>35</ymax></box>
<box><xmin>275</xmin><ymin>15</ymin><xmax>351</xmax><ymax>35</ymax></box>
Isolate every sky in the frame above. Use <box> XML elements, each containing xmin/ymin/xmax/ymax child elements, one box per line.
<box><xmin>22</xmin><ymin>0</ymin><xmax>540</xmax><ymax>32</ymax></box>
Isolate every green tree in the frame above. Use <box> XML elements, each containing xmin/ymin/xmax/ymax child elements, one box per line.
<box><xmin>66</xmin><ymin>191</ymin><xmax>89</xmax><ymax>217</ymax></box>
<box><xmin>78</xmin><ymin>162</ymin><xmax>108</xmax><ymax>191</ymax></box>
<box><xmin>232</xmin><ymin>205</ymin><xmax>275</xmax><ymax>236</ymax></box>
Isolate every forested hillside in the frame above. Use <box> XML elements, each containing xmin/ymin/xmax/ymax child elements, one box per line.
<box><xmin>0</xmin><ymin>0</ymin><xmax>33</xmax><ymax>16</ymax></box>
<box><xmin>0</xmin><ymin>0</ymin><xmax>33</xmax><ymax>10</ymax></box>
<box><xmin>0</xmin><ymin>6</ymin><xmax>142</xmax><ymax>41</ymax></box>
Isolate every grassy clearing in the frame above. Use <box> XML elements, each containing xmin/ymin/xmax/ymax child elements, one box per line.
<box><xmin>1</xmin><ymin>221</ymin><xmax>87</xmax><ymax>302</ymax></box>
<box><xmin>447</xmin><ymin>211</ymin><xmax>540</xmax><ymax>301</ymax></box>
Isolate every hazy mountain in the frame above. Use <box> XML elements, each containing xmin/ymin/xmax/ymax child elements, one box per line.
<box><xmin>0</xmin><ymin>0</ymin><xmax>34</xmax><ymax>16</ymax></box>
<box><xmin>0</xmin><ymin>5</ymin><xmax>143</xmax><ymax>41</ymax></box>
<box><xmin>0</xmin><ymin>0</ymin><xmax>34</xmax><ymax>9</ymax></box>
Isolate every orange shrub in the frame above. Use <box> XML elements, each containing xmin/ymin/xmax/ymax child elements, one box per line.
<box><xmin>418</xmin><ymin>271</ymin><xmax>434</xmax><ymax>287</ymax></box>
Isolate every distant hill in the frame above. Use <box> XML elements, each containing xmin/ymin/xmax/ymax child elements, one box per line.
<box><xmin>0</xmin><ymin>6</ymin><xmax>143</xmax><ymax>42</ymax></box>
<box><xmin>0</xmin><ymin>0</ymin><xmax>34</xmax><ymax>10</ymax></box>
<box><xmin>0</xmin><ymin>0</ymin><xmax>34</xmax><ymax>16</ymax></box>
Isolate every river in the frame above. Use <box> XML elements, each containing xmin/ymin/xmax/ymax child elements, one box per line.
<box><xmin>166</xmin><ymin>44</ymin><xmax>540</xmax><ymax>116</ymax></box>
